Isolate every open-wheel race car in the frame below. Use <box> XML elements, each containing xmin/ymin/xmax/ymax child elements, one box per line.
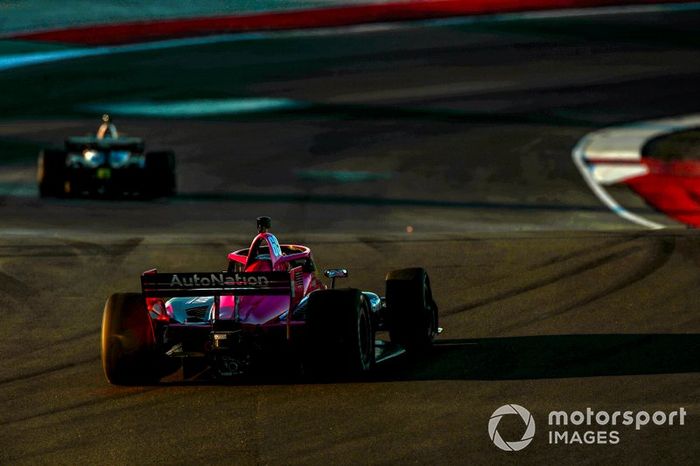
<box><xmin>38</xmin><ymin>115</ymin><xmax>176</xmax><ymax>198</ymax></box>
<box><xmin>101</xmin><ymin>217</ymin><xmax>439</xmax><ymax>384</ymax></box>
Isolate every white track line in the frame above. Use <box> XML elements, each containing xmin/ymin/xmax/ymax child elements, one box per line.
<box><xmin>572</xmin><ymin>114</ymin><xmax>700</xmax><ymax>229</ymax></box>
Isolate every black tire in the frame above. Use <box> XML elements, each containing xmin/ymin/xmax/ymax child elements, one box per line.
<box><xmin>101</xmin><ymin>293</ymin><xmax>160</xmax><ymax>385</ymax></box>
<box><xmin>37</xmin><ymin>149</ymin><xmax>67</xmax><ymax>198</ymax></box>
<box><xmin>145</xmin><ymin>151</ymin><xmax>176</xmax><ymax>197</ymax></box>
<box><xmin>386</xmin><ymin>268</ymin><xmax>438</xmax><ymax>351</ymax></box>
<box><xmin>304</xmin><ymin>289</ymin><xmax>375</xmax><ymax>376</ymax></box>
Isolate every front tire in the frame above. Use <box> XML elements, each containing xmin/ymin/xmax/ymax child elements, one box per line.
<box><xmin>101</xmin><ymin>293</ymin><xmax>160</xmax><ymax>385</ymax></box>
<box><xmin>304</xmin><ymin>289</ymin><xmax>375</xmax><ymax>376</ymax></box>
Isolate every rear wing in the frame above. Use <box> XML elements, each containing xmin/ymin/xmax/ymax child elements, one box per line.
<box><xmin>141</xmin><ymin>271</ymin><xmax>292</xmax><ymax>298</ymax></box>
<box><xmin>66</xmin><ymin>136</ymin><xmax>144</xmax><ymax>152</ymax></box>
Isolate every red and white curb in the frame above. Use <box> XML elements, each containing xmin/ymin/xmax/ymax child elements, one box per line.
<box><xmin>7</xmin><ymin>0</ymin><xmax>697</xmax><ymax>46</ymax></box>
<box><xmin>572</xmin><ymin>114</ymin><xmax>700</xmax><ymax>229</ymax></box>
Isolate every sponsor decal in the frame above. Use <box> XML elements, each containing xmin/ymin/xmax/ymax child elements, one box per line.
<box><xmin>267</xmin><ymin>234</ymin><xmax>282</xmax><ymax>257</ymax></box>
<box><xmin>168</xmin><ymin>273</ymin><xmax>271</xmax><ymax>288</ymax></box>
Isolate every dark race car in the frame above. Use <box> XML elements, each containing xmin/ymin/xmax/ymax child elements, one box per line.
<box><xmin>101</xmin><ymin>217</ymin><xmax>440</xmax><ymax>384</ymax></box>
<box><xmin>37</xmin><ymin>115</ymin><xmax>176</xmax><ymax>198</ymax></box>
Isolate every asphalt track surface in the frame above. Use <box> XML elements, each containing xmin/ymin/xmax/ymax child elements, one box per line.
<box><xmin>1</xmin><ymin>8</ymin><xmax>700</xmax><ymax>465</ymax></box>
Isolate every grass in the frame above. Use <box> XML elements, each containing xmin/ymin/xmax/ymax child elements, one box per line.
<box><xmin>0</xmin><ymin>39</ymin><xmax>76</xmax><ymax>55</ymax></box>
<box><xmin>0</xmin><ymin>35</ymin><xmax>353</xmax><ymax>118</ymax></box>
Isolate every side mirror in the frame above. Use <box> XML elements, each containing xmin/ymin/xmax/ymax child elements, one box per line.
<box><xmin>324</xmin><ymin>269</ymin><xmax>348</xmax><ymax>289</ymax></box>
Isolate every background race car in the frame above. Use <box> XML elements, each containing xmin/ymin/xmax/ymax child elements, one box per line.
<box><xmin>37</xmin><ymin>115</ymin><xmax>176</xmax><ymax>198</ymax></box>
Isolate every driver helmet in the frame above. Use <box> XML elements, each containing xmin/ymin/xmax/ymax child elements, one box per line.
<box><xmin>97</xmin><ymin>114</ymin><xmax>119</xmax><ymax>139</ymax></box>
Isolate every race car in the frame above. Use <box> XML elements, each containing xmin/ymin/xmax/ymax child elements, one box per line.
<box><xmin>101</xmin><ymin>217</ymin><xmax>439</xmax><ymax>384</ymax></box>
<box><xmin>37</xmin><ymin>115</ymin><xmax>176</xmax><ymax>198</ymax></box>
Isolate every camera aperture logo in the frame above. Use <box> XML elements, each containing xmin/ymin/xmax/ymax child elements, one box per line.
<box><xmin>488</xmin><ymin>404</ymin><xmax>536</xmax><ymax>451</ymax></box>
<box><xmin>488</xmin><ymin>404</ymin><xmax>688</xmax><ymax>451</ymax></box>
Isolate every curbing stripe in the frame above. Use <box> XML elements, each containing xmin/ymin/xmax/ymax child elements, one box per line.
<box><xmin>6</xmin><ymin>0</ymin><xmax>700</xmax><ymax>45</ymax></box>
<box><xmin>572</xmin><ymin>135</ymin><xmax>665</xmax><ymax>229</ymax></box>
<box><xmin>572</xmin><ymin>114</ymin><xmax>700</xmax><ymax>229</ymax></box>
<box><xmin>4</xmin><ymin>3</ymin><xmax>700</xmax><ymax>71</ymax></box>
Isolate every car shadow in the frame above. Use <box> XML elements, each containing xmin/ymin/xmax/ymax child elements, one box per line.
<box><xmin>158</xmin><ymin>333</ymin><xmax>700</xmax><ymax>386</ymax></box>
<box><xmin>376</xmin><ymin>333</ymin><xmax>700</xmax><ymax>381</ymax></box>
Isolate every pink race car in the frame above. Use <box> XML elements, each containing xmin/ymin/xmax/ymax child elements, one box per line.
<box><xmin>101</xmin><ymin>217</ymin><xmax>439</xmax><ymax>384</ymax></box>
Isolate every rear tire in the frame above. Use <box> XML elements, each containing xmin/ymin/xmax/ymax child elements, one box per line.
<box><xmin>144</xmin><ymin>151</ymin><xmax>176</xmax><ymax>197</ymax></box>
<box><xmin>304</xmin><ymin>289</ymin><xmax>375</xmax><ymax>376</ymax></box>
<box><xmin>386</xmin><ymin>268</ymin><xmax>438</xmax><ymax>351</ymax></box>
<box><xmin>37</xmin><ymin>149</ymin><xmax>67</xmax><ymax>198</ymax></box>
<box><xmin>101</xmin><ymin>293</ymin><xmax>160</xmax><ymax>385</ymax></box>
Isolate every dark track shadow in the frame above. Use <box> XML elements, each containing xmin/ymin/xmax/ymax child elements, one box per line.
<box><xmin>158</xmin><ymin>334</ymin><xmax>700</xmax><ymax>387</ymax></box>
<box><xmin>377</xmin><ymin>334</ymin><xmax>700</xmax><ymax>381</ymax></box>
